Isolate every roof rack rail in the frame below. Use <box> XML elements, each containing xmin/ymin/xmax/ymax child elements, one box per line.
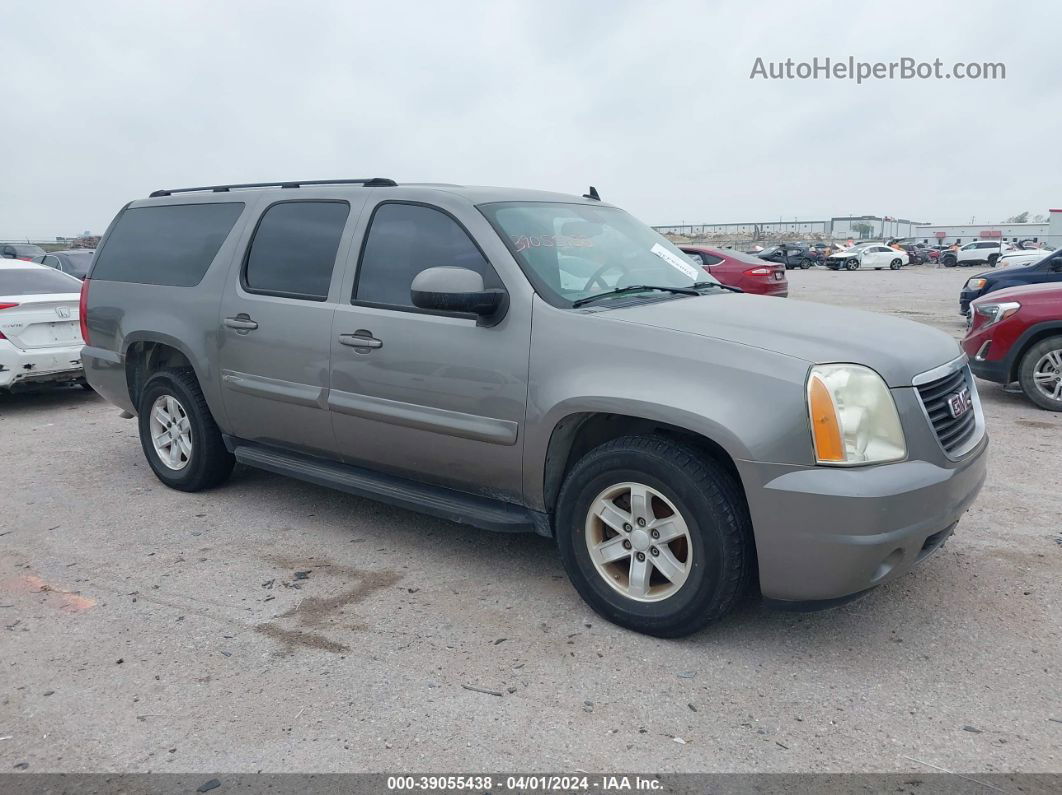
<box><xmin>148</xmin><ymin>178</ymin><xmax>397</xmax><ymax>198</ymax></box>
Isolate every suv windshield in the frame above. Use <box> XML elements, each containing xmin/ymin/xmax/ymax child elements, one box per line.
<box><xmin>479</xmin><ymin>202</ymin><xmax>717</xmax><ymax>307</ymax></box>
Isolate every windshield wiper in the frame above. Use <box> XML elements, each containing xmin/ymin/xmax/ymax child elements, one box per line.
<box><xmin>571</xmin><ymin>284</ymin><xmax>701</xmax><ymax>308</ymax></box>
<box><xmin>693</xmin><ymin>281</ymin><xmax>744</xmax><ymax>294</ymax></box>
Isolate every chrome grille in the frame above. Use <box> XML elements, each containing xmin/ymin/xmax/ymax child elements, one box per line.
<box><xmin>916</xmin><ymin>365</ymin><xmax>977</xmax><ymax>455</ymax></box>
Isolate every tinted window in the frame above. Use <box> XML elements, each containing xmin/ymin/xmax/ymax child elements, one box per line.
<box><xmin>92</xmin><ymin>203</ymin><xmax>244</xmax><ymax>286</ymax></box>
<box><xmin>244</xmin><ymin>201</ymin><xmax>349</xmax><ymax>300</ymax></box>
<box><xmin>699</xmin><ymin>253</ymin><xmax>723</xmax><ymax>266</ymax></box>
<box><xmin>60</xmin><ymin>251</ymin><xmax>94</xmax><ymax>277</ymax></box>
<box><xmin>4</xmin><ymin>244</ymin><xmax>46</xmax><ymax>258</ymax></box>
<box><xmin>355</xmin><ymin>203</ymin><xmax>491</xmax><ymax>308</ymax></box>
<box><xmin>0</xmin><ymin>267</ymin><xmax>82</xmax><ymax>295</ymax></box>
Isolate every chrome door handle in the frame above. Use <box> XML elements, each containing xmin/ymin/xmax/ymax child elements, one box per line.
<box><xmin>224</xmin><ymin>315</ymin><xmax>258</xmax><ymax>331</ymax></box>
<box><xmin>339</xmin><ymin>331</ymin><xmax>382</xmax><ymax>350</ymax></box>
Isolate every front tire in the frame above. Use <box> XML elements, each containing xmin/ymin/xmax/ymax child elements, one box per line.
<box><xmin>846</xmin><ymin>259</ymin><xmax>860</xmax><ymax>271</ymax></box>
<box><xmin>890</xmin><ymin>258</ymin><xmax>902</xmax><ymax>270</ymax></box>
<box><xmin>555</xmin><ymin>435</ymin><xmax>753</xmax><ymax>637</ymax></box>
<box><xmin>1019</xmin><ymin>336</ymin><xmax>1062</xmax><ymax>411</ymax></box>
<box><xmin>138</xmin><ymin>369</ymin><xmax>235</xmax><ymax>491</ymax></box>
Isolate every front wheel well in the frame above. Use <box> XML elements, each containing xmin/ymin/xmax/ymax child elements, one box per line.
<box><xmin>125</xmin><ymin>341</ymin><xmax>194</xmax><ymax>408</ymax></box>
<box><xmin>1008</xmin><ymin>327</ymin><xmax>1062</xmax><ymax>382</ymax></box>
<box><xmin>542</xmin><ymin>412</ymin><xmax>744</xmax><ymax>515</ymax></box>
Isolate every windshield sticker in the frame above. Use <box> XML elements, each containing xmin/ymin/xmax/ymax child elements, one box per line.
<box><xmin>511</xmin><ymin>234</ymin><xmax>593</xmax><ymax>252</ymax></box>
<box><xmin>650</xmin><ymin>243</ymin><xmax>699</xmax><ymax>279</ymax></box>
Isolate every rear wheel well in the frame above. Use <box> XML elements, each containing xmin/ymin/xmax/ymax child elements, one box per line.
<box><xmin>543</xmin><ymin>413</ymin><xmax>744</xmax><ymax>515</ymax></box>
<box><xmin>1008</xmin><ymin>326</ymin><xmax>1062</xmax><ymax>382</ymax></box>
<box><xmin>125</xmin><ymin>341</ymin><xmax>194</xmax><ymax>409</ymax></box>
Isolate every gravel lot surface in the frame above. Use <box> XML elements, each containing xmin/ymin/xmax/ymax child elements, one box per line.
<box><xmin>1</xmin><ymin>265</ymin><xmax>1059</xmax><ymax>774</ymax></box>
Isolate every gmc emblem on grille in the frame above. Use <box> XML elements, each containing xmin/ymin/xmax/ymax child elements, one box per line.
<box><xmin>947</xmin><ymin>387</ymin><xmax>972</xmax><ymax>419</ymax></box>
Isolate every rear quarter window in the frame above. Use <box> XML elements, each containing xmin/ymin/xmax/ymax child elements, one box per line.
<box><xmin>0</xmin><ymin>268</ymin><xmax>83</xmax><ymax>295</ymax></box>
<box><xmin>91</xmin><ymin>203</ymin><xmax>245</xmax><ymax>286</ymax></box>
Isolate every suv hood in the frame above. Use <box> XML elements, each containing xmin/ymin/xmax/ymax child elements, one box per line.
<box><xmin>970</xmin><ymin>261</ymin><xmax>1040</xmax><ymax>282</ymax></box>
<box><xmin>605</xmin><ymin>294</ymin><xmax>960</xmax><ymax>387</ymax></box>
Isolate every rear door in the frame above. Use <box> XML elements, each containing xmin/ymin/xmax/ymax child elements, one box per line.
<box><xmin>217</xmin><ymin>197</ymin><xmax>365</xmax><ymax>456</ymax></box>
<box><xmin>0</xmin><ymin>267</ymin><xmax>83</xmax><ymax>349</ymax></box>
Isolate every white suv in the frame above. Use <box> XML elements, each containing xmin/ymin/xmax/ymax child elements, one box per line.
<box><xmin>942</xmin><ymin>240</ymin><xmax>1014</xmax><ymax>268</ymax></box>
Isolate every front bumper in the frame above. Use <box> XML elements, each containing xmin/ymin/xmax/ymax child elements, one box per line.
<box><xmin>735</xmin><ymin>438</ymin><xmax>987</xmax><ymax>604</ymax></box>
<box><xmin>0</xmin><ymin>341</ymin><xmax>84</xmax><ymax>389</ymax></box>
<box><xmin>959</xmin><ymin>288</ymin><xmax>981</xmax><ymax>314</ymax></box>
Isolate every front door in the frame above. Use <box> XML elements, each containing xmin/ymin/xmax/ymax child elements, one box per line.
<box><xmin>218</xmin><ymin>198</ymin><xmax>360</xmax><ymax>456</ymax></box>
<box><xmin>329</xmin><ymin>201</ymin><xmax>529</xmax><ymax>501</ymax></box>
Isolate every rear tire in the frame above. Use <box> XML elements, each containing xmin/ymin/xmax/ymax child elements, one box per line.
<box><xmin>138</xmin><ymin>369</ymin><xmax>235</xmax><ymax>491</ymax></box>
<box><xmin>1018</xmin><ymin>336</ymin><xmax>1062</xmax><ymax>412</ymax></box>
<box><xmin>988</xmin><ymin>254</ymin><xmax>999</xmax><ymax>267</ymax></box>
<box><xmin>555</xmin><ymin>435</ymin><xmax>754</xmax><ymax>637</ymax></box>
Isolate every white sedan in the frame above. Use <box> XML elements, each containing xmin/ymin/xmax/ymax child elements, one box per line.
<box><xmin>825</xmin><ymin>244</ymin><xmax>909</xmax><ymax>271</ymax></box>
<box><xmin>996</xmin><ymin>247</ymin><xmax>1056</xmax><ymax>269</ymax></box>
<box><xmin>0</xmin><ymin>261</ymin><xmax>86</xmax><ymax>391</ymax></box>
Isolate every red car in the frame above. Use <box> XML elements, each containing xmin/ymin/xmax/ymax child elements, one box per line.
<box><xmin>680</xmin><ymin>245</ymin><xmax>788</xmax><ymax>297</ymax></box>
<box><xmin>963</xmin><ymin>282</ymin><xmax>1062</xmax><ymax>411</ymax></box>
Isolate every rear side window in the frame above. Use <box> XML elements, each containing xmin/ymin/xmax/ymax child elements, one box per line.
<box><xmin>243</xmin><ymin>201</ymin><xmax>350</xmax><ymax>301</ymax></box>
<box><xmin>0</xmin><ymin>267</ymin><xmax>82</xmax><ymax>295</ymax></box>
<box><xmin>62</xmin><ymin>252</ymin><xmax>94</xmax><ymax>277</ymax></box>
<box><xmin>92</xmin><ymin>203</ymin><xmax>244</xmax><ymax>286</ymax></box>
<box><xmin>354</xmin><ymin>202</ymin><xmax>492</xmax><ymax>308</ymax></box>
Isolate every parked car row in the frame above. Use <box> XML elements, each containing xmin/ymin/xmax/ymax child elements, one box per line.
<box><xmin>680</xmin><ymin>245</ymin><xmax>789</xmax><ymax>296</ymax></box>
<box><xmin>958</xmin><ymin>248</ymin><xmax>1062</xmax><ymax>315</ymax></box>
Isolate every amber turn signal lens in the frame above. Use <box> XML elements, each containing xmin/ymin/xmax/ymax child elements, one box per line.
<box><xmin>808</xmin><ymin>375</ymin><xmax>844</xmax><ymax>462</ymax></box>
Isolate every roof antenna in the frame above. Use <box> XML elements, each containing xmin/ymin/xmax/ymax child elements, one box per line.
<box><xmin>582</xmin><ymin>186</ymin><xmax>600</xmax><ymax>201</ymax></box>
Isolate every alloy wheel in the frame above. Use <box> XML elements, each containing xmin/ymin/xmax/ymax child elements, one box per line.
<box><xmin>584</xmin><ymin>481</ymin><xmax>692</xmax><ymax>602</ymax></box>
<box><xmin>1032</xmin><ymin>348</ymin><xmax>1062</xmax><ymax>402</ymax></box>
<box><xmin>148</xmin><ymin>394</ymin><xmax>193</xmax><ymax>470</ymax></box>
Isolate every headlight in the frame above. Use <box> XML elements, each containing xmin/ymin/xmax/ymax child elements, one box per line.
<box><xmin>807</xmin><ymin>364</ymin><xmax>906</xmax><ymax>466</ymax></box>
<box><xmin>974</xmin><ymin>300</ymin><xmax>1020</xmax><ymax>328</ymax></box>
<box><xmin>966</xmin><ymin>278</ymin><xmax>987</xmax><ymax>290</ymax></box>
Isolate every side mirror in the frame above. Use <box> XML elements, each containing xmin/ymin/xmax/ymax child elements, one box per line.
<box><xmin>410</xmin><ymin>267</ymin><xmax>507</xmax><ymax>326</ymax></box>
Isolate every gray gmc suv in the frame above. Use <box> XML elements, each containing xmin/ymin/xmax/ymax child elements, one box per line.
<box><xmin>81</xmin><ymin>179</ymin><xmax>987</xmax><ymax>637</ymax></box>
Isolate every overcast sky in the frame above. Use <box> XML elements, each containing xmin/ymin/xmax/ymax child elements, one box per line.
<box><xmin>2</xmin><ymin>0</ymin><xmax>1060</xmax><ymax>239</ymax></box>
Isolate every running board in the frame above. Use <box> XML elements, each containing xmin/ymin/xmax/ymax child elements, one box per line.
<box><xmin>231</xmin><ymin>441</ymin><xmax>547</xmax><ymax>535</ymax></box>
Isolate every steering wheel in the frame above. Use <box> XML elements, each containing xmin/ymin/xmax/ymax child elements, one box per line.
<box><xmin>585</xmin><ymin>263</ymin><xmax>625</xmax><ymax>291</ymax></box>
